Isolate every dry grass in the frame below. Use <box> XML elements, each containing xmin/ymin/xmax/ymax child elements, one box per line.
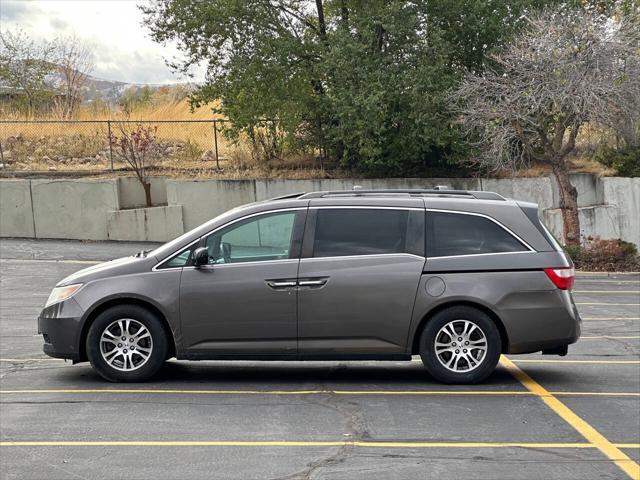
<box><xmin>0</xmin><ymin>102</ymin><xmax>623</xmax><ymax>179</ymax></box>
<box><xmin>1</xmin><ymin>100</ymin><xmax>234</xmax><ymax>153</ymax></box>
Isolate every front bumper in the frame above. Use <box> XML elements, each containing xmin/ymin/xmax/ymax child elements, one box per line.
<box><xmin>38</xmin><ymin>298</ymin><xmax>85</xmax><ymax>362</ymax></box>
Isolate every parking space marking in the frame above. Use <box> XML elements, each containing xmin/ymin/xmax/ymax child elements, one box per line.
<box><xmin>582</xmin><ymin>317</ymin><xmax>640</xmax><ymax>321</ymax></box>
<box><xmin>0</xmin><ymin>440</ymin><xmax>637</xmax><ymax>449</ymax></box>
<box><xmin>0</xmin><ymin>358</ymin><xmax>65</xmax><ymax>362</ymax></box>
<box><xmin>581</xmin><ymin>336</ymin><xmax>640</xmax><ymax>339</ymax></box>
<box><xmin>513</xmin><ymin>359</ymin><xmax>640</xmax><ymax>364</ymax></box>
<box><xmin>1</xmin><ymin>388</ymin><xmax>638</xmax><ymax>397</ymax></box>
<box><xmin>576</xmin><ymin>280</ymin><xmax>640</xmax><ymax>284</ymax></box>
<box><xmin>574</xmin><ymin>291</ymin><xmax>640</xmax><ymax>294</ymax></box>
<box><xmin>576</xmin><ymin>302</ymin><xmax>640</xmax><ymax>307</ymax></box>
<box><xmin>0</xmin><ymin>258</ymin><xmax>101</xmax><ymax>265</ymax></box>
<box><xmin>576</xmin><ymin>302</ymin><xmax>640</xmax><ymax>306</ymax></box>
<box><xmin>500</xmin><ymin>356</ymin><xmax>640</xmax><ymax>480</ymax></box>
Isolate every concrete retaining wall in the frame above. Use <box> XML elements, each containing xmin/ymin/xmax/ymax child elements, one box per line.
<box><xmin>117</xmin><ymin>177</ymin><xmax>168</xmax><ymax>209</ymax></box>
<box><xmin>166</xmin><ymin>180</ymin><xmax>256</xmax><ymax>231</ymax></box>
<box><xmin>31</xmin><ymin>179</ymin><xmax>119</xmax><ymax>240</ymax></box>
<box><xmin>1</xmin><ymin>175</ymin><xmax>638</xmax><ymax>246</ymax></box>
<box><xmin>107</xmin><ymin>205</ymin><xmax>184</xmax><ymax>242</ymax></box>
<box><xmin>0</xmin><ymin>179</ymin><xmax>35</xmax><ymax>238</ymax></box>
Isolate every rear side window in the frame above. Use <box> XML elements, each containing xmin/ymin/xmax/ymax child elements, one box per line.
<box><xmin>313</xmin><ymin>209</ymin><xmax>411</xmax><ymax>257</ymax></box>
<box><xmin>426</xmin><ymin>211</ymin><xmax>528</xmax><ymax>257</ymax></box>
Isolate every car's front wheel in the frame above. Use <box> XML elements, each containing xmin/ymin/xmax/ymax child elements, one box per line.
<box><xmin>419</xmin><ymin>306</ymin><xmax>501</xmax><ymax>384</ymax></box>
<box><xmin>86</xmin><ymin>305</ymin><xmax>168</xmax><ymax>382</ymax></box>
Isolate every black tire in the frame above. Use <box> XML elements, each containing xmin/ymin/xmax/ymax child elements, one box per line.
<box><xmin>86</xmin><ymin>304</ymin><xmax>168</xmax><ymax>382</ymax></box>
<box><xmin>419</xmin><ymin>306</ymin><xmax>501</xmax><ymax>384</ymax></box>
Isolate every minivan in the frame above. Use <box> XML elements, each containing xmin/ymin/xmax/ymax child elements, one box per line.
<box><xmin>38</xmin><ymin>188</ymin><xmax>580</xmax><ymax>384</ymax></box>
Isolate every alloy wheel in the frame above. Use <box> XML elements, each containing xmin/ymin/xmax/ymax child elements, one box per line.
<box><xmin>434</xmin><ymin>319</ymin><xmax>488</xmax><ymax>372</ymax></box>
<box><xmin>99</xmin><ymin>318</ymin><xmax>153</xmax><ymax>371</ymax></box>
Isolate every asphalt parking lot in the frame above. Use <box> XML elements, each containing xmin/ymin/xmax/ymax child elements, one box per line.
<box><xmin>0</xmin><ymin>239</ymin><xmax>638</xmax><ymax>480</ymax></box>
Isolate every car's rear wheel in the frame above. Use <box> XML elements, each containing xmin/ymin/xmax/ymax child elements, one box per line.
<box><xmin>86</xmin><ymin>305</ymin><xmax>167</xmax><ymax>382</ymax></box>
<box><xmin>419</xmin><ymin>306</ymin><xmax>501</xmax><ymax>384</ymax></box>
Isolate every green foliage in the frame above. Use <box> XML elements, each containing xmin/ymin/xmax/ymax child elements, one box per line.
<box><xmin>593</xmin><ymin>146</ymin><xmax>640</xmax><ymax>176</ymax></box>
<box><xmin>142</xmin><ymin>0</ymin><xmax>562</xmax><ymax>174</ymax></box>
<box><xmin>0</xmin><ymin>30</ymin><xmax>57</xmax><ymax>114</ymax></box>
<box><xmin>118</xmin><ymin>86</ymin><xmax>154</xmax><ymax>114</ymax></box>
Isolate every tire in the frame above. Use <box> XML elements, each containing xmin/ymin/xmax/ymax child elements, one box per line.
<box><xmin>419</xmin><ymin>306</ymin><xmax>501</xmax><ymax>384</ymax></box>
<box><xmin>86</xmin><ymin>304</ymin><xmax>168</xmax><ymax>382</ymax></box>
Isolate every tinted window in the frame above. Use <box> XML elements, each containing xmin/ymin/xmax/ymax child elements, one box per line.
<box><xmin>313</xmin><ymin>209</ymin><xmax>409</xmax><ymax>257</ymax></box>
<box><xmin>204</xmin><ymin>212</ymin><xmax>296</xmax><ymax>264</ymax></box>
<box><xmin>426</xmin><ymin>212</ymin><xmax>527</xmax><ymax>257</ymax></box>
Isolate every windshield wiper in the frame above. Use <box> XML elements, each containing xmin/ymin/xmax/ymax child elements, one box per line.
<box><xmin>134</xmin><ymin>249</ymin><xmax>151</xmax><ymax>258</ymax></box>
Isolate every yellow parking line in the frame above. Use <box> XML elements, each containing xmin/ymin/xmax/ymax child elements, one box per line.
<box><xmin>0</xmin><ymin>388</ymin><xmax>637</xmax><ymax>397</ymax></box>
<box><xmin>0</xmin><ymin>358</ymin><xmax>64</xmax><ymax>363</ymax></box>
<box><xmin>0</xmin><ymin>440</ymin><xmax>622</xmax><ymax>448</ymax></box>
<box><xmin>501</xmin><ymin>356</ymin><xmax>640</xmax><ymax>480</ymax></box>
<box><xmin>582</xmin><ymin>317</ymin><xmax>640</xmax><ymax>321</ymax></box>
<box><xmin>0</xmin><ymin>258</ymin><xmax>100</xmax><ymax>265</ymax></box>
<box><xmin>574</xmin><ymin>291</ymin><xmax>640</xmax><ymax>294</ymax></box>
<box><xmin>576</xmin><ymin>302</ymin><xmax>640</xmax><ymax>306</ymax></box>
<box><xmin>0</xmin><ymin>388</ymin><xmax>528</xmax><ymax>396</ymax></box>
<box><xmin>513</xmin><ymin>359</ymin><xmax>640</xmax><ymax>365</ymax></box>
<box><xmin>577</xmin><ymin>280</ymin><xmax>640</xmax><ymax>284</ymax></box>
<box><xmin>581</xmin><ymin>336</ymin><xmax>640</xmax><ymax>339</ymax></box>
<box><xmin>580</xmin><ymin>317</ymin><xmax>640</xmax><ymax>322</ymax></box>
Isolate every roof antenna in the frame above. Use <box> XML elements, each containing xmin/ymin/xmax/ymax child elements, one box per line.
<box><xmin>432</xmin><ymin>185</ymin><xmax>450</xmax><ymax>190</ymax></box>
<box><xmin>353</xmin><ymin>185</ymin><xmax>363</xmax><ymax>191</ymax></box>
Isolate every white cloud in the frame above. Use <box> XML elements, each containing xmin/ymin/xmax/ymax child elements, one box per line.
<box><xmin>0</xmin><ymin>0</ymin><xmax>205</xmax><ymax>84</ymax></box>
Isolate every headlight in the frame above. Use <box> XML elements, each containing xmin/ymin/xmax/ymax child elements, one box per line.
<box><xmin>45</xmin><ymin>284</ymin><xmax>83</xmax><ymax>308</ymax></box>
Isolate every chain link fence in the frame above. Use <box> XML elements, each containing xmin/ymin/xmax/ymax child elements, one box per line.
<box><xmin>0</xmin><ymin>119</ymin><xmax>238</xmax><ymax>173</ymax></box>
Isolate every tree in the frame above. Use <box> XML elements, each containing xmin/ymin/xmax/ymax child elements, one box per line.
<box><xmin>141</xmin><ymin>0</ymin><xmax>555</xmax><ymax>173</ymax></box>
<box><xmin>0</xmin><ymin>30</ymin><xmax>56</xmax><ymax>114</ymax></box>
<box><xmin>53</xmin><ymin>35</ymin><xmax>95</xmax><ymax>119</ymax></box>
<box><xmin>451</xmin><ymin>7</ymin><xmax>640</xmax><ymax>245</ymax></box>
<box><xmin>109</xmin><ymin>124</ymin><xmax>161</xmax><ymax>207</ymax></box>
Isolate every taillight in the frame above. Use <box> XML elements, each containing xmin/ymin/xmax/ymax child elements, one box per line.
<box><xmin>544</xmin><ymin>267</ymin><xmax>575</xmax><ymax>290</ymax></box>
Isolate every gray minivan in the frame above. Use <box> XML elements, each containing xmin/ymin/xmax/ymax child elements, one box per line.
<box><xmin>38</xmin><ymin>189</ymin><xmax>581</xmax><ymax>384</ymax></box>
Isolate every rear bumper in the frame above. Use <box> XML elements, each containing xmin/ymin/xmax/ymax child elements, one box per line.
<box><xmin>38</xmin><ymin>298</ymin><xmax>85</xmax><ymax>362</ymax></box>
<box><xmin>500</xmin><ymin>289</ymin><xmax>581</xmax><ymax>354</ymax></box>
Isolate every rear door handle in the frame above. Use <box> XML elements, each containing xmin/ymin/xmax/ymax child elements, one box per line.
<box><xmin>298</xmin><ymin>278</ymin><xmax>329</xmax><ymax>287</ymax></box>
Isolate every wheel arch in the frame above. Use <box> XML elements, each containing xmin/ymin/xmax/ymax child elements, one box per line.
<box><xmin>411</xmin><ymin>301</ymin><xmax>509</xmax><ymax>355</ymax></box>
<box><xmin>78</xmin><ymin>297</ymin><xmax>177</xmax><ymax>362</ymax></box>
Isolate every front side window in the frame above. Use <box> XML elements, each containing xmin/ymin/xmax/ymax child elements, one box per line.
<box><xmin>312</xmin><ymin>209</ymin><xmax>410</xmax><ymax>257</ymax></box>
<box><xmin>426</xmin><ymin>211</ymin><xmax>528</xmax><ymax>257</ymax></box>
<box><xmin>204</xmin><ymin>211</ymin><xmax>297</xmax><ymax>264</ymax></box>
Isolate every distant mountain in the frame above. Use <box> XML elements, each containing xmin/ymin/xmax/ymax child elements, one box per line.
<box><xmin>0</xmin><ymin>69</ymin><xmax>195</xmax><ymax>105</ymax></box>
<box><xmin>45</xmin><ymin>71</ymin><xmax>195</xmax><ymax>103</ymax></box>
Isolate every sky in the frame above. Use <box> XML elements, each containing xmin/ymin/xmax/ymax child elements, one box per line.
<box><xmin>0</xmin><ymin>0</ymin><xmax>206</xmax><ymax>84</ymax></box>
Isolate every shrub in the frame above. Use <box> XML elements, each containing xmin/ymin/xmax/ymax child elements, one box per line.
<box><xmin>593</xmin><ymin>146</ymin><xmax>640</xmax><ymax>177</ymax></box>
<box><xmin>565</xmin><ymin>237</ymin><xmax>639</xmax><ymax>271</ymax></box>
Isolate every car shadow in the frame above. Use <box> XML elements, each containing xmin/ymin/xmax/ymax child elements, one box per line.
<box><xmin>58</xmin><ymin>360</ymin><xmax>523</xmax><ymax>388</ymax></box>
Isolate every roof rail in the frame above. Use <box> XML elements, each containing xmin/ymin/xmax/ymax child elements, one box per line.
<box><xmin>266</xmin><ymin>192</ymin><xmax>307</xmax><ymax>201</ymax></box>
<box><xmin>298</xmin><ymin>189</ymin><xmax>506</xmax><ymax>201</ymax></box>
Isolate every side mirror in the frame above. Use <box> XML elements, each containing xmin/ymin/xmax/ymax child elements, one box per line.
<box><xmin>193</xmin><ymin>247</ymin><xmax>209</xmax><ymax>267</ymax></box>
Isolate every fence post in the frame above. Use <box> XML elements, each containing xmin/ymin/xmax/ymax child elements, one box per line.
<box><xmin>107</xmin><ymin>120</ymin><xmax>114</xmax><ymax>172</ymax></box>
<box><xmin>213</xmin><ymin>120</ymin><xmax>220</xmax><ymax>169</ymax></box>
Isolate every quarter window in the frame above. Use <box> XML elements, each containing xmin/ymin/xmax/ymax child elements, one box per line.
<box><xmin>312</xmin><ymin>209</ymin><xmax>411</xmax><ymax>257</ymax></box>
<box><xmin>204</xmin><ymin>211</ymin><xmax>297</xmax><ymax>264</ymax></box>
<box><xmin>426</xmin><ymin>211</ymin><xmax>528</xmax><ymax>257</ymax></box>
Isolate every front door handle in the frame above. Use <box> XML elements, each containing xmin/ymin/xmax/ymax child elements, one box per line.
<box><xmin>266</xmin><ymin>280</ymin><xmax>297</xmax><ymax>289</ymax></box>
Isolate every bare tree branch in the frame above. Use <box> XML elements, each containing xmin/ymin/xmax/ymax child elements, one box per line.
<box><xmin>450</xmin><ymin>7</ymin><xmax>640</xmax><ymax>245</ymax></box>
